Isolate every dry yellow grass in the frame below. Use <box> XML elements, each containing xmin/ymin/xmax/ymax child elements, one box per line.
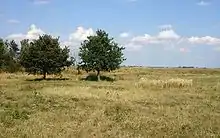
<box><xmin>0</xmin><ymin>67</ymin><xmax>220</xmax><ymax>137</ymax></box>
<box><xmin>138</xmin><ymin>77</ymin><xmax>193</xmax><ymax>88</ymax></box>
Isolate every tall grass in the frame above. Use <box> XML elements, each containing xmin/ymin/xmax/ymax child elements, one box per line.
<box><xmin>0</xmin><ymin>67</ymin><xmax>220</xmax><ymax>137</ymax></box>
<box><xmin>137</xmin><ymin>77</ymin><xmax>193</xmax><ymax>88</ymax></box>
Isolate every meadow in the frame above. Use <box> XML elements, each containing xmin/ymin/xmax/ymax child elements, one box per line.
<box><xmin>0</xmin><ymin>67</ymin><xmax>220</xmax><ymax>137</ymax></box>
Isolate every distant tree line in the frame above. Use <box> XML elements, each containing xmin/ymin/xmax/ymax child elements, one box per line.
<box><xmin>178</xmin><ymin>66</ymin><xmax>195</xmax><ymax>68</ymax></box>
<box><xmin>0</xmin><ymin>29</ymin><xmax>126</xmax><ymax>81</ymax></box>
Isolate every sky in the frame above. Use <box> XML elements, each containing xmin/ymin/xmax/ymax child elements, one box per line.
<box><xmin>0</xmin><ymin>0</ymin><xmax>220</xmax><ymax>68</ymax></box>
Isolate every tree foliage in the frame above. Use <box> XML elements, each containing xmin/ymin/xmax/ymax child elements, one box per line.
<box><xmin>78</xmin><ymin>29</ymin><xmax>126</xmax><ymax>81</ymax></box>
<box><xmin>20</xmin><ymin>34</ymin><xmax>72</xmax><ymax>79</ymax></box>
<box><xmin>0</xmin><ymin>38</ymin><xmax>21</xmax><ymax>72</ymax></box>
<box><xmin>0</xmin><ymin>38</ymin><xmax>7</xmax><ymax>68</ymax></box>
<box><xmin>5</xmin><ymin>40</ymin><xmax>20</xmax><ymax>59</ymax></box>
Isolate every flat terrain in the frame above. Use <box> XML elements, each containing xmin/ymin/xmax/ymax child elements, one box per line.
<box><xmin>0</xmin><ymin>67</ymin><xmax>220</xmax><ymax>137</ymax></box>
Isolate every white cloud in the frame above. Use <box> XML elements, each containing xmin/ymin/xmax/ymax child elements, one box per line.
<box><xmin>5</xmin><ymin>25</ymin><xmax>94</xmax><ymax>52</ymax></box>
<box><xmin>131</xmin><ymin>34</ymin><xmax>161</xmax><ymax>45</ymax></box>
<box><xmin>33</xmin><ymin>0</ymin><xmax>50</xmax><ymax>5</ymax></box>
<box><xmin>126</xmin><ymin>25</ymin><xmax>180</xmax><ymax>50</ymax></box>
<box><xmin>197</xmin><ymin>1</ymin><xmax>210</xmax><ymax>6</ymax></box>
<box><xmin>7</xmin><ymin>19</ymin><xmax>20</xmax><ymax>24</ymax></box>
<box><xmin>157</xmin><ymin>29</ymin><xmax>180</xmax><ymax>40</ymax></box>
<box><xmin>6</xmin><ymin>24</ymin><xmax>45</xmax><ymax>40</ymax></box>
<box><xmin>123</xmin><ymin>25</ymin><xmax>220</xmax><ymax>51</ymax></box>
<box><xmin>125</xmin><ymin>42</ymin><xmax>143</xmax><ymax>51</ymax></box>
<box><xmin>6</xmin><ymin>34</ymin><xmax>25</xmax><ymax>40</ymax></box>
<box><xmin>68</xmin><ymin>26</ymin><xmax>94</xmax><ymax>42</ymax></box>
<box><xmin>5</xmin><ymin>24</ymin><xmax>220</xmax><ymax>54</ymax></box>
<box><xmin>119</xmin><ymin>32</ymin><xmax>130</xmax><ymax>38</ymax></box>
<box><xmin>188</xmin><ymin>36</ymin><xmax>220</xmax><ymax>45</ymax></box>
<box><xmin>61</xmin><ymin>26</ymin><xmax>95</xmax><ymax>54</ymax></box>
<box><xmin>158</xmin><ymin>25</ymin><xmax>180</xmax><ymax>39</ymax></box>
<box><xmin>59</xmin><ymin>26</ymin><xmax>94</xmax><ymax>58</ymax></box>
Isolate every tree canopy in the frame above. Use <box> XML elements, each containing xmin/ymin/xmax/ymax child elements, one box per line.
<box><xmin>78</xmin><ymin>29</ymin><xmax>126</xmax><ymax>81</ymax></box>
<box><xmin>0</xmin><ymin>38</ymin><xmax>21</xmax><ymax>72</ymax></box>
<box><xmin>20</xmin><ymin>34</ymin><xmax>73</xmax><ymax>79</ymax></box>
<box><xmin>0</xmin><ymin>38</ymin><xmax>7</xmax><ymax>68</ymax></box>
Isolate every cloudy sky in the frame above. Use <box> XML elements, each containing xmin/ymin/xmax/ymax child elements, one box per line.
<box><xmin>0</xmin><ymin>0</ymin><xmax>220</xmax><ymax>67</ymax></box>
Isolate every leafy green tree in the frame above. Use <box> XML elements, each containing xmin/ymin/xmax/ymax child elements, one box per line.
<box><xmin>5</xmin><ymin>40</ymin><xmax>21</xmax><ymax>72</ymax></box>
<box><xmin>20</xmin><ymin>34</ymin><xmax>72</xmax><ymax>79</ymax></box>
<box><xmin>0</xmin><ymin>38</ymin><xmax>21</xmax><ymax>72</ymax></box>
<box><xmin>19</xmin><ymin>39</ymin><xmax>30</xmax><ymax>61</ymax></box>
<box><xmin>5</xmin><ymin>40</ymin><xmax>20</xmax><ymax>60</ymax></box>
<box><xmin>78</xmin><ymin>29</ymin><xmax>126</xmax><ymax>81</ymax></box>
<box><xmin>0</xmin><ymin>38</ymin><xmax>7</xmax><ymax>68</ymax></box>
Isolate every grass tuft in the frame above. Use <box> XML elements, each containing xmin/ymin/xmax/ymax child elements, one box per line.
<box><xmin>137</xmin><ymin>77</ymin><xmax>193</xmax><ymax>88</ymax></box>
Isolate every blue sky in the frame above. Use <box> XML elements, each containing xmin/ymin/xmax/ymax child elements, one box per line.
<box><xmin>0</xmin><ymin>0</ymin><xmax>220</xmax><ymax>67</ymax></box>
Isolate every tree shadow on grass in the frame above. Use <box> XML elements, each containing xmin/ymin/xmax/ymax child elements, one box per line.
<box><xmin>80</xmin><ymin>74</ymin><xmax>115</xmax><ymax>82</ymax></box>
<box><xmin>26</xmin><ymin>78</ymin><xmax>69</xmax><ymax>82</ymax></box>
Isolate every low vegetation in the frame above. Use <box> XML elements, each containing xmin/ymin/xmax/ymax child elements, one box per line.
<box><xmin>138</xmin><ymin>77</ymin><xmax>193</xmax><ymax>88</ymax></box>
<box><xmin>1</xmin><ymin>67</ymin><xmax>220</xmax><ymax>137</ymax></box>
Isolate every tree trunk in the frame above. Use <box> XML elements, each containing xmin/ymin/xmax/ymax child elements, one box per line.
<box><xmin>77</xmin><ymin>66</ymin><xmax>81</xmax><ymax>75</ymax></box>
<box><xmin>77</xmin><ymin>68</ymin><xmax>81</xmax><ymax>75</ymax></box>
<box><xmin>97</xmin><ymin>70</ymin><xmax>100</xmax><ymax>81</ymax></box>
<box><xmin>43</xmin><ymin>72</ymin><xmax>46</xmax><ymax>79</ymax></box>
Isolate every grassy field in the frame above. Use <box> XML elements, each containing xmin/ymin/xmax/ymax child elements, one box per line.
<box><xmin>0</xmin><ymin>67</ymin><xmax>220</xmax><ymax>137</ymax></box>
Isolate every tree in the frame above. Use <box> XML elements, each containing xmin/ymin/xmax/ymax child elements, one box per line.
<box><xmin>0</xmin><ymin>38</ymin><xmax>7</xmax><ymax>68</ymax></box>
<box><xmin>5</xmin><ymin>40</ymin><xmax>20</xmax><ymax>60</ymax></box>
<box><xmin>19</xmin><ymin>39</ymin><xmax>30</xmax><ymax>62</ymax></box>
<box><xmin>20</xmin><ymin>34</ymin><xmax>72</xmax><ymax>79</ymax></box>
<box><xmin>78</xmin><ymin>29</ymin><xmax>126</xmax><ymax>81</ymax></box>
<box><xmin>0</xmin><ymin>38</ymin><xmax>21</xmax><ymax>72</ymax></box>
